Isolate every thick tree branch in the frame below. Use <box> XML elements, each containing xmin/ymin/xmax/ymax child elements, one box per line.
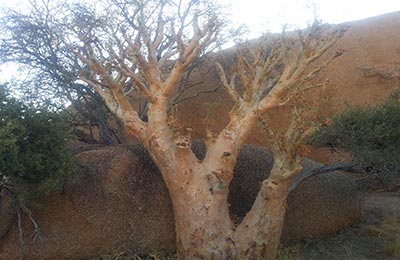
<box><xmin>215</xmin><ymin>62</ymin><xmax>242</xmax><ymax>104</ymax></box>
<box><xmin>80</xmin><ymin>78</ymin><xmax>147</xmax><ymax>140</ymax></box>
<box><xmin>115</xmin><ymin>62</ymin><xmax>156</xmax><ymax>102</ymax></box>
<box><xmin>203</xmin><ymin>107</ymin><xmax>258</xmax><ymax>184</ymax></box>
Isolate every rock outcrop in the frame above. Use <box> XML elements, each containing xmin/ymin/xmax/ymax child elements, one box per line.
<box><xmin>0</xmin><ymin>143</ymin><xmax>361</xmax><ymax>260</ymax></box>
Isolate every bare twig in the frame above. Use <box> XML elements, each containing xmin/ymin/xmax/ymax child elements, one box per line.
<box><xmin>258</xmin><ymin>25</ymin><xmax>347</xmax><ymax>112</ymax></box>
<box><xmin>28</xmin><ymin>209</ymin><xmax>42</xmax><ymax>243</ymax></box>
<box><xmin>172</xmin><ymin>85</ymin><xmax>221</xmax><ymax>106</ymax></box>
<box><xmin>17</xmin><ymin>209</ymin><xmax>24</xmax><ymax>260</ymax></box>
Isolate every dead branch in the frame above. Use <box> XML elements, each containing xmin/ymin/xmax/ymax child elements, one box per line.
<box><xmin>289</xmin><ymin>161</ymin><xmax>363</xmax><ymax>193</ymax></box>
<box><xmin>172</xmin><ymin>85</ymin><xmax>221</xmax><ymax>106</ymax></box>
<box><xmin>360</xmin><ymin>66</ymin><xmax>400</xmax><ymax>80</ymax></box>
<box><xmin>17</xmin><ymin>209</ymin><xmax>24</xmax><ymax>260</ymax></box>
<box><xmin>28</xmin><ymin>209</ymin><xmax>42</xmax><ymax>243</ymax></box>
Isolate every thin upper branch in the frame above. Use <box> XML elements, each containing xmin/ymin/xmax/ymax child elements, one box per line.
<box><xmin>215</xmin><ymin>62</ymin><xmax>242</xmax><ymax>104</ymax></box>
<box><xmin>162</xmin><ymin>15</ymin><xmax>219</xmax><ymax>97</ymax></box>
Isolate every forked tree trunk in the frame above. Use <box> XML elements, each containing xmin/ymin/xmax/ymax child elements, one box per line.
<box><xmin>159</xmin><ymin>156</ymin><xmax>297</xmax><ymax>260</ymax></box>
<box><xmin>144</xmin><ymin>101</ymin><xmax>301</xmax><ymax>259</ymax></box>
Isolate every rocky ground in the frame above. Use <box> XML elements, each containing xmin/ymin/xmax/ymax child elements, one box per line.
<box><xmin>96</xmin><ymin>191</ymin><xmax>400</xmax><ymax>260</ymax></box>
<box><xmin>279</xmin><ymin>191</ymin><xmax>400</xmax><ymax>260</ymax></box>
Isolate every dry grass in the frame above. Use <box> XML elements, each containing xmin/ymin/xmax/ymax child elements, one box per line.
<box><xmin>98</xmin><ymin>251</ymin><xmax>177</xmax><ymax>260</ymax></box>
<box><xmin>277</xmin><ymin>245</ymin><xmax>301</xmax><ymax>260</ymax></box>
<box><xmin>101</xmin><ymin>247</ymin><xmax>302</xmax><ymax>260</ymax></box>
<box><xmin>343</xmin><ymin>241</ymin><xmax>358</xmax><ymax>260</ymax></box>
<box><xmin>380</xmin><ymin>215</ymin><xmax>400</xmax><ymax>257</ymax></box>
<box><xmin>359</xmin><ymin>213</ymin><xmax>400</xmax><ymax>258</ymax></box>
<box><xmin>98</xmin><ymin>214</ymin><xmax>400</xmax><ymax>260</ymax></box>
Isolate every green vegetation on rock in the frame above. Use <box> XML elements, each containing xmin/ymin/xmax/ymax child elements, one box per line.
<box><xmin>312</xmin><ymin>91</ymin><xmax>400</xmax><ymax>188</ymax></box>
<box><xmin>0</xmin><ymin>84</ymin><xmax>72</xmax><ymax>210</ymax></box>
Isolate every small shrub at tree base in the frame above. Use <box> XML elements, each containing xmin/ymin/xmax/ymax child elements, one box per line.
<box><xmin>0</xmin><ymin>84</ymin><xmax>72</xmax><ymax>211</ymax></box>
<box><xmin>311</xmin><ymin>91</ymin><xmax>400</xmax><ymax>188</ymax></box>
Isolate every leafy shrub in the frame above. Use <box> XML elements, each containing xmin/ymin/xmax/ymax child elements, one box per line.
<box><xmin>311</xmin><ymin>91</ymin><xmax>400</xmax><ymax>188</ymax></box>
<box><xmin>0</xmin><ymin>84</ymin><xmax>72</xmax><ymax>210</ymax></box>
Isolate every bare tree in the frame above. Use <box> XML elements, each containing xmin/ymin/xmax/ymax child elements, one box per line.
<box><xmin>0</xmin><ymin>0</ymin><xmax>346</xmax><ymax>258</ymax></box>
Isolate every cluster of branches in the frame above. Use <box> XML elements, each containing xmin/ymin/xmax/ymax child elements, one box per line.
<box><xmin>65</xmin><ymin>0</ymin><xmax>223</xmax><ymax>121</ymax></box>
<box><xmin>214</xmin><ymin>23</ymin><xmax>347</xmax><ymax>170</ymax></box>
<box><xmin>0</xmin><ymin>0</ymin><xmax>234</xmax><ymax>145</ymax></box>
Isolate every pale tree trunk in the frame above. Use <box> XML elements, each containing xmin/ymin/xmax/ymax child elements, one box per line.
<box><xmin>233</xmin><ymin>193</ymin><xmax>288</xmax><ymax>260</ymax></box>
<box><xmin>143</xmin><ymin>98</ymin><xmax>232</xmax><ymax>258</ymax></box>
<box><xmin>157</xmin><ymin>153</ymin><xmax>301</xmax><ymax>260</ymax></box>
<box><xmin>167</xmin><ymin>165</ymin><xmax>234</xmax><ymax>258</ymax></box>
<box><xmin>141</xmin><ymin>99</ymin><xmax>303</xmax><ymax>259</ymax></box>
<box><xmin>232</xmin><ymin>152</ymin><xmax>301</xmax><ymax>259</ymax></box>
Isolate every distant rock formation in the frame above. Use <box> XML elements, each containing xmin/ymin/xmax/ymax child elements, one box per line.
<box><xmin>171</xmin><ymin>11</ymin><xmax>400</xmax><ymax>164</ymax></box>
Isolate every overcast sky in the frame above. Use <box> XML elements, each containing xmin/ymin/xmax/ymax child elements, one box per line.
<box><xmin>1</xmin><ymin>0</ymin><xmax>400</xmax><ymax>82</ymax></box>
<box><xmin>217</xmin><ymin>0</ymin><xmax>400</xmax><ymax>35</ymax></box>
<box><xmin>1</xmin><ymin>0</ymin><xmax>400</xmax><ymax>34</ymax></box>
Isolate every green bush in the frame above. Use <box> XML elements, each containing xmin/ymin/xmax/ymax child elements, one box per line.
<box><xmin>311</xmin><ymin>91</ymin><xmax>400</xmax><ymax>188</ymax></box>
<box><xmin>0</xmin><ymin>85</ymin><xmax>72</xmax><ymax>210</ymax></box>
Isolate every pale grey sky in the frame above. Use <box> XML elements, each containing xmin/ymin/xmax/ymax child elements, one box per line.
<box><xmin>1</xmin><ymin>0</ymin><xmax>400</xmax><ymax>82</ymax></box>
<box><xmin>217</xmin><ymin>0</ymin><xmax>400</xmax><ymax>35</ymax></box>
<box><xmin>1</xmin><ymin>0</ymin><xmax>400</xmax><ymax>33</ymax></box>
